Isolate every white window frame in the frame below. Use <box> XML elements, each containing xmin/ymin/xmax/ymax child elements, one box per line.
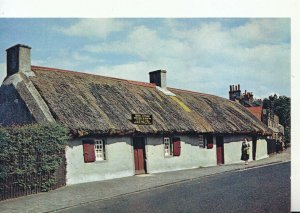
<box><xmin>164</xmin><ymin>137</ymin><xmax>172</xmax><ymax>157</ymax></box>
<box><xmin>94</xmin><ymin>139</ymin><xmax>106</xmax><ymax>161</ymax></box>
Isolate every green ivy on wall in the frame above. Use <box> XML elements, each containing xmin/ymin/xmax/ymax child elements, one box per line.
<box><xmin>0</xmin><ymin>124</ymin><xmax>69</xmax><ymax>194</ymax></box>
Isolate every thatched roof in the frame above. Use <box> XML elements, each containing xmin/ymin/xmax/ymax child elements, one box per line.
<box><xmin>28</xmin><ymin>66</ymin><xmax>271</xmax><ymax>136</ymax></box>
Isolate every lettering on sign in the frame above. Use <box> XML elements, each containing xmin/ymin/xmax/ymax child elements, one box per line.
<box><xmin>131</xmin><ymin>114</ymin><xmax>153</xmax><ymax>125</ymax></box>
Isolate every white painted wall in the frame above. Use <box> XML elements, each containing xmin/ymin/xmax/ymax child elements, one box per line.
<box><xmin>66</xmin><ymin>136</ymin><xmax>134</xmax><ymax>185</ymax></box>
<box><xmin>146</xmin><ymin>135</ymin><xmax>217</xmax><ymax>174</ymax></box>
<box><xmin>224</xmin><ymin>135</ymin><xmax>269</xmax><ymax>164</ymax></box>
<box><xmin>256</xmin><ymin>138</ymin><xmax>269</xmax><ymax>160</ymax></box>
<box><xmin>223</xmin><ymin>135</ymin><xmax>253</xmax><ymax>164</ymax></box>
<box><xmin>66</xmin><ymin>134</ymin><xmax>269</xmax><ymax>185</ymax></box>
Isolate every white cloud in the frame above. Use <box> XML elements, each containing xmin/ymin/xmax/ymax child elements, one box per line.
<box><xmin>31</xmin><ymin>49</ymin><xmax>104</xmax><ymax>73</ymax></box>
<box><xmin>87</xmin><ymin>62</ymin><xmax>153</xmax><ymax>82</ymax></box>
<box><xmin>232</xmin><ymin>19</ymin><xmax>290</xmax><ymax>46</ymax></box>
<box><xmin>85</xmin><ymin>25</ymin><xmax>192</xmax><ymax>62</ymax></box>
<box><xmin>54</xmin><ymin>19</ymin><xmax>129</xmax><ymax>38</ymax></box>
<box><xmin>84</xmin><ymin>26</ymin><xmax>158</xmax><ymax>56</ymax></box>
<box><xmin>56</xmin><ymin>19</ymin><xmax>290</xmax><ymax>98</ymax></box>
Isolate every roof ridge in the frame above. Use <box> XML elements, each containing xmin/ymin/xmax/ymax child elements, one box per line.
<box><xmin>31</xmin><ymin>66</ymin><xmax>218</xmax><ymax>94</ymax></box>
<box><xmin>168</xmin><ymin>87</ymin><xmax>212</xmax><ymax>97</ymax></box>
<box><xmin>31</xmin><ymin>65</ymin><xmax>156</xmax><ymax>88</ymax></box>
<box><xmin>31</xmin><ymin>65</ymin><xmax>127</xmax><ymax>81</ymax></box>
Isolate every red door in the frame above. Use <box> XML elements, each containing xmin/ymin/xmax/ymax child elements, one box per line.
<box><xmin>133</xmin><ymin>137</ymin><xmax>146</xmax><ymax>174</ymax></box>
<box><xmin>216</xmin><ymin>136</ymin><xmax>224</xmax><ymax>165</ymax></box>
<box><xmin>173</xmin><ymin>138</ymin><xmax>181</xmax><ymax>156</ymax></box>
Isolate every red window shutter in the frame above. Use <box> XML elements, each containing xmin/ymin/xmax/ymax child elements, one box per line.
<box><xmin>82</xmin><ymin>140</ymin><xmax>96</xmax><ymax>163</ymax></box>
<box><xmin>173</xmin><ymin>138</ymin><xmax>181</xmax><ymax>156</ymax></box>
<box><xmin>207</xmin><ymin>143</ymin><xmax>213</xmax><ymax>149</ymax></box>
<box><xmin>206</xmin><ymin>135</ymin><xmax>213</xmax><ymax>149</ymax></box>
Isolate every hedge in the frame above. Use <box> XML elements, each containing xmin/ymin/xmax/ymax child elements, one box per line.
<box><xmin>0</xmin><ymin>124</ymin><xmax>69</xmax><ymax>194</ymax></box>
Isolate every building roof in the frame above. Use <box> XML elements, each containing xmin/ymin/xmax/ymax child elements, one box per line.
<box><xmin>18</xmin><ymin>65</ymin><xmax>272</xmax><ymax>136</ymax></box>
<box><xmin>246</xmin><ymin>106</ymin><xmax>263</xmax><ymax>121</ymax></box>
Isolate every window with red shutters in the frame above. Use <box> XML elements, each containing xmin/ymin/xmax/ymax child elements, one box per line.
<box><xmin>82</xmin><ymin>140</ymin><xmax>96</xmax><ymax>163</ymax></box>
<box><xmin>172</xmin><ymin>137</ymin><xmax>181</xmax><ymax>156</ymax></box>
<box><xmin>94</xmin><ymin>139</ymin><xmax>106</xmax><ymax>161</ymax></box>
<box><xmin>206</xmin><ymin>135</ymin><xmax>214</xmax><ymax>149</ymax></box>
<box><xmin>164</xmin><ymin>137</ymin><xmax>172</xmax><ymax>156</ymax></box>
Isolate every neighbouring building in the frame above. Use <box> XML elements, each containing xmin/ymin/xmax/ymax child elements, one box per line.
<box><xmin>229</xmin><ymin>84</ymin><xmax>284</xmax><ymax>144</ymax></box>
<box><xmin>262</xmin><ymin>109</ymin><xmax>284</xmax><ymax>141</ymax></box>
<box><xmin>0</xmin><ymin>44</ymin><xmax>272</xmax><ymax>185</ymax></box>
<box><xmin>229</xmin><ymin>84</ymin><xmax>264</xmax><ymax>120</ymax></box>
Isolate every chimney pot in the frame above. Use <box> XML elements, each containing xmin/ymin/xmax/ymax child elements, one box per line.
<box><xmin>6</xmin><ymin>44</ymin><xmax>31</xmax><ymax>77</ymax></box>
<box><xmin>149</xmin><ymin>69</ymin><xmax>167</xmax><ymax>88</ymax></box>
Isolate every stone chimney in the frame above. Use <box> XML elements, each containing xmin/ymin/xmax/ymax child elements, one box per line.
<box><xmin>229</xmin><ymin>85</ymin><xmax>235</xmax><ymax>101</ymax></box>
<box><xmin>6</xmin><ymin>44</ymin><xmax>31</xmax><ymax>77</ymax></box>
<box><xmin>229</xmin><ymin>84</ymin><xmax>241</xmax><ymax>101</ymax></box>
<box><xmin>149</xmin><ymin>70</ymin><xmax>167</xmax><ymax>88</ymax></box>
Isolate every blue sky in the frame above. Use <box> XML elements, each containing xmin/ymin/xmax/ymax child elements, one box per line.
<box><xmin>0</xmin><ymin>18</ymin><xmax>290</xmax><ymax>98</ymax></box>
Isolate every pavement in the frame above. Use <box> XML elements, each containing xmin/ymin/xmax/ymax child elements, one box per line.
<box><xmin>0</xmin><ymin>148</ymin><xmax>291</xmax><ymax>213</ymax></box>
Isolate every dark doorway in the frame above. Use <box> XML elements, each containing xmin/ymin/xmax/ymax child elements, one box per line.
<box><xmin>216</xmin><ymin>136</ymin><xmax>224</xmax><ymax>165</ymax></box>
<box><xmin>133</xmin><ymin>137</ymin><xmax>147</xmax><ymax>174</ymax></box>
<box><xmin>252</xmin><ymin>136</ymin><xmax>257</xmax><ymax>160</ymax></box>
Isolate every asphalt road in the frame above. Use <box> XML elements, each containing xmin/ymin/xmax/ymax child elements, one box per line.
<box><xmin>58</xmin><ymin>162</ymin><xmax>290</xmax><ymax>213</ymax></box>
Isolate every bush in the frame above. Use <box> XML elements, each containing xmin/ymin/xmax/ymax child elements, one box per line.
<box><xmin>0</xmin><ymin>123</ymin><xmax>69</xmax><ymax>194</ymax></box>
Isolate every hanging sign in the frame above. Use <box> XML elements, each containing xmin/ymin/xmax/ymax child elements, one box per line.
<box><xmin>131</xmin><ymin>114</ymin><xmax>153</xmax><ymax>125</ymax></box>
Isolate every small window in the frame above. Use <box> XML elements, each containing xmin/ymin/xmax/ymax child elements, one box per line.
<box><xmin>164</xmin><ymin>137</ymin><xmax>172</xmax><ymax>156</ymax></box>
<box><xmin>199</xmin><ymin>135</ymin><xmax>206</xmax><ymax>148</ymax></box>
<box><xmin>164</xmin><ymin>137</ymin><xmax>181</xmax><ymax>157</ymax></box>
<box><xmin>95</xmin><ymin>139</ymin><xmax>106</xmax><ymax>161</ymax></box>
<box><xmin>82</xmin><ymin>139</ymin><xmax>106</xmax><ymax>163</ymax></box>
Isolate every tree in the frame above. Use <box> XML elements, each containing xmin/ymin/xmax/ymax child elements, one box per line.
<box><xmin>263</xmin><ymin>95</ymin><xmax>291</xmax><ymax>143</ymax></box>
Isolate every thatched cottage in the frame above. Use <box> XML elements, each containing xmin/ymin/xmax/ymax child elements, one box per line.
<box><xmin>0</xmin><ymin>44</ymin><xmax>271</xmax><ymax>185</ymax></box>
